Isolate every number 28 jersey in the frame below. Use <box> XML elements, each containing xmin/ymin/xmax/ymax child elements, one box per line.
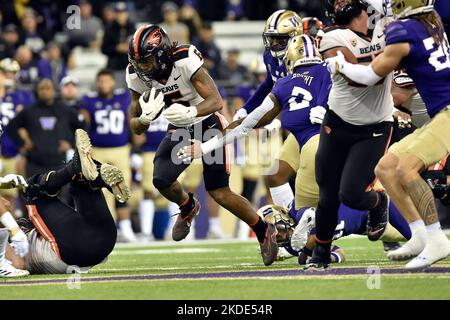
<box><xmin>385</xmin><ymin>19</ymin><xmax>450</xmax><ymax>117</ymax></box>
<box><xmin>271</xmin><ymin>63</ymin><xmax>332</xmax><ymax>149</ymax></box>
<box><xmin>80</xmin><ymin>89</ymin><xmax>131</xmax><ymax>147</ymax></box>
<box><xmin>126</xmin><ymin>44</ymin><xmax>210</xmax><ymax>127</ymax></box>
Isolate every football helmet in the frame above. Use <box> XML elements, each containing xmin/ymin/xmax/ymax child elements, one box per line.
<box><xmin>257</xmin><ymin>204</ymin><xmax>295</xmax><ymax>246</ymax></box>
<box><xmin>263</xmin><ymin>10</ymin><xmax>303</xmax><ymax>59</ymax></box>
<box><xmin>302</xmin><ymin>17</ymin><xmax>325</xmax><ymax>39</ymax></box>
<box><xmin>284</xmin><ymin>35</ymin><xmax>323</xmax><ymax>74</ymax></box>
<box><xmin>0</xmin><ymin>58</ymin><xmax>20</xmax><ymax>88</ymax></box>
<box><xmin>391</xmin><ymin>0</ymin><xmax>435</xmax><ymax>19</ymax></box>
<box><xmin>325</xmin><ymin>0</ymin><xmax>368</xmax><ymax>25</ymax></box>
<box><xmin>128</xmin><ymin>24</ymin><xmax>173</xmax><ymax>85</ymax></box>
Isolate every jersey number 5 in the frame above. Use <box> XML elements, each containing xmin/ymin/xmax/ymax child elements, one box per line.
<box><xmin>288</xmin><ymin>86</ymin><xmax>313</xmax><ymax>111</ymax></box>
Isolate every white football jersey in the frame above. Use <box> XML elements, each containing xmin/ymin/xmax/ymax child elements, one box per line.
<box><xmin>320</xmin><ymin>18</ymin><xmax>394</xmax><ymax>125</ymax></box>
<box><xmin>126</xmin><ymin>44</ymin><xmax>210</xmax><ymax>126</ymax></box>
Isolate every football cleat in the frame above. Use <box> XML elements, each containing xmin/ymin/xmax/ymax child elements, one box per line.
<box><xmin>404</xmin><ymin>232</ymin><xmax>450</xmax><ymax>271</ymax></box>
<box><xmin>172</xmin><ymin>195</ymin><xmax>201</xmax><ymax>241</ymax></box>
<box><xmin>275</xmin><ymin>247</ymin><xmax>294</xmax><ymax>261</ymax></box>
<box><xmin>0</xmin><ymin>260</ymin><xmax>29</xmax><ymax>278</ymax></box>
<box><xmin>367</xmin><ymin>190</ymin><xmax>389</xmax><ymax>241</ymax></box>
<box><xmin>291</xmin><ymin>207</ymin><xmax>316</xmax><ymax>251</ymax></box>
<box><xmin>304</xmin><ymin>241</ymin><xmax>331</xmax><ymax>272</ymax></box>
<box><xmin>260</xmin><ymin>223</ymin><xmax>278</xmax><ymax>266</ymax></box>
<box><xmin>100</xmin><ymin>164</ymin><xmax>130</xmax><ymax>203</ymax></box>
<box><xmin>73</xmin><ymin>129</ymin><xmax>98</xmax><ymax>181</ymax></box>
<box><xmin>383</xmin><ymin>241</ymin><xmax>402</xmax><ymax>253</ymax></box>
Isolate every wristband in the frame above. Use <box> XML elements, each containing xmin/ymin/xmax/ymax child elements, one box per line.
<box><xmin>200</xmin><ymin>135</ymin><xmax>222</xmax><ymax>155</ymax></box>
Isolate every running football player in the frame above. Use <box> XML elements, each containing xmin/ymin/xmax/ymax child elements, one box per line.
<box><xmin>126</xmin><ymin>25</ymin><xmax>278</xmax><ymax>266</ymax></box>
<box><xmin>177</xmin><ymin>34</ymin><xmax>331</xmax><ymax>213</ymax></box>
<box><xmin>326</xmin><ymin>0</ymin><xmax>450</xmax><ymax>270</ymax></box>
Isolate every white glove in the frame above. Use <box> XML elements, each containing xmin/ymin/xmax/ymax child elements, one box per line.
<box><xmin>0</xmin><ymin>174</ymin><xmax>28</xmax><ymax>190</ymax></box>
<box><xmin>309</xmin><ymin>106</ymin><xmax>327</xmax><ymax>125</ymax></box>
<box><xmin>10</xmin><ymin>229</ymin><xmax>29</xmax><ymax>258</ymax></box>
<box><xmin>163</xmin><ymin>103</ymin><xmax>198</xmax><ymax>126</ymax></box>
<box><xmin>233</xmin><ymin>108</ymin><xmax>248</xmax><ymax>121</ymax></box>
<box><xmin>263</xmin><ymin>119</ymin><xmax>281</xmax><ymax>133</ymax></box>
<box><xmin>138</xmin><ymin>88</ymin><xmax>165</xmax><ymax>125</ymax></box>
<box><xmin>325</xmin><ymin>50</ymin><xmax>346</xmax><ymax>75</ymax></box>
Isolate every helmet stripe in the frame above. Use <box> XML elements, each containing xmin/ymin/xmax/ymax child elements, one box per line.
<box><xmin>270</xmin><ymin>10</ymin><xmax>286</xmax><ymax>31</ymax></box>
<box><xmin>302</xmin><ymin>36</ymin><xmax>310</xmax><ymax>57</ymax></box>
<box><xmin>133</xmin><ymin>25</ymin><xmax>148</xmax><ymax>60</ymax></box>
<box><xmin>304</xmin><ymin>35</ymin><xmax>316</xmax><ymax>57</ymax></box>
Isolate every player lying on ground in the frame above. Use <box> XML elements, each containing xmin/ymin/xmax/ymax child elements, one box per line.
<box><xmin>258</xmin><ymin>199</ymin><xmax>411</xmax><ymax>265</ymax></box>
<box><xmin>127</xmin><ymin>25</ymin><xmax>278</xmax><ymax>266</ymax></box>
<box><xmin>325</xmin><ymin>0</ymin><xmax>450</xmax><ymax>270</ymax></box>
<box><xmin>5</xmin><ymin>129</ymin><xmax>130</xmax><ymax>274</ymax></box>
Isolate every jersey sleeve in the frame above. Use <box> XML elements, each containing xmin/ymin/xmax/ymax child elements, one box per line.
<box><xmin>174</xmin><ymin>45</ymin><xmax>204</xmax><ymax>80</ymax></box>
<box><xmin>385</xmin><ymin>21</ymin><xmax>414</xmax><ymax>46</ymax></box>
<box><xmin>270</xmin><ymin>77</ymin><xmax>289</xmax><ymax>104</ymax></box>
<box><xmin>125</xmin><ymin>64</ymin><xmax>148</xmax><ymax>95</ymax></box>
<box><xmin>242</xmin><ymin>72</ymin><xmax>273</xmax><ymax>113</ymax></box>
<box><xmin>319</xmin><ymin>28</ymin><xmax>347</xmax><ymax>53</ymax></box>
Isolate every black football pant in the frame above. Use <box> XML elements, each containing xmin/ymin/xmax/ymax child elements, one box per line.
<box><xmin>315</xmin><ymin>110</ymin><xmax>393</xmax><ymax>242</ymax></box>
<box><xmin>25</xmin><ymin>174</ymin><xmax>117</xmax><ymax>268</ymax></box>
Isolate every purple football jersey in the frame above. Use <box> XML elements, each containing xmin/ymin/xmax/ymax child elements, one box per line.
<box><xmin>1</xmin><ymin>90</ymin><xmax>35</xmax><ymax>157</ymax></box>
<box><xmin>143</xmin><ymin>116</ymin><xmax>169</xmax><ymax>152</ymax></box>
<box><xmin>271</xmin><ymin>63</ymin><xmax>331</xmax><ymax>149</ymax></box>
<box><xmin>385</xmin><ymin>19</ymin><xmax>450</xmax><ymax>117</ymax></box>
<box><xmin>81</xmin><ymin>89</ymin><xmax>131</xmax><ymax>147</ymax></box>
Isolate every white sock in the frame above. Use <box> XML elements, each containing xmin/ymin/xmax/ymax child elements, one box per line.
<box><xmin>0</xmin><ymin>228</ymin><xmax>9</xmax><ymax>264</ymax></box>
<box><xmin>409</xmin><ymin>219</ymin><xmax>425</xmax><ymax>231</ymax></box>
<box><xmin>119</xmin><ymin>219</ymin><xmax>134</xmax><ymax>234</ymax></box>
<box><xmin>139</xmin><ymin>199</ymin><xmax>155</xmax><ymax>236</ymax></box>
<box><xmin>270</xmin><ymin>183</ymin><xmax>294</xmax><ymax>207</ymax></box>
<box><xmin>209</xmin><ymin>217</ymin><xmax>223</xmax><ymax>233</ymax></box>
<box><xmin>167</xmin><ymin>202</ymin><xmax>179</xmax><ymax>237</ymax></box>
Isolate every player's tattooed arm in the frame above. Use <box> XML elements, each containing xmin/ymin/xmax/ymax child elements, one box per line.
<box><xmin>129</xmin><ymin>89</ymin><xmax>149</xmax><ymax>135</ymax></box>
<box><xmin>191</xmin><ymin>67</ymin><xmax>223</xmax><ymax>117</ymax></box>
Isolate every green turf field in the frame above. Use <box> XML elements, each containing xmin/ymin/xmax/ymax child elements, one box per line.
<box><xmin>0</xmin><ymin>236</ymin><xmax>449</xmax><ymax>300</ymax></box>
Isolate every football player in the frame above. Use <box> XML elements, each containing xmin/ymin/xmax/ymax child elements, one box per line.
<box><xmin>326</xmin><ymin>0</ymin><xmax>450</xmax><ymax>270</ymax></box>
<box><xmin>0</xmin><ymin>58</ymin><xmax>34</xmax><ymax>210</ymax></box>
<box><xmin>6</xmin><ymin>129</ymin><xmax>130</xmax><ymax>274</ymax></box>
<box><xmin>126</xmin><ymin>25</ymin><xmax>278</xmax><ymax>266</ymax></box>
<box><xmin>178</xmin><ymin>35</ymin><xmax>331</xmax><ymax>212</ymax></box>
<box><xmin>79</xmin><ymin>69</ymin><xmax>136</xmax><ymax>242</ymax></box>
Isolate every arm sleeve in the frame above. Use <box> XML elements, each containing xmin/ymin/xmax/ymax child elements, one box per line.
<box><xmin>340</xmin><ymin>61</ymin><xmax>383</xmax><ymax>86</ymax></box>
<box><xmin>242</xmin><ymin>72</ymin><xmax>273</xmax><ymax>113</ymax></box>
<box><xmin>201</xmin><ymin>95</ymin><xmax>275</xmax><ymax>154</ymax></box>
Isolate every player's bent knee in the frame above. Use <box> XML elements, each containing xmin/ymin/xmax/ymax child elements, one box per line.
<box><xmin>152</xmin><ymin>176</ymin><xmax>173</xmax><ymax>191</ymax></box>
<box><xmin>208</xmin><ymin>187</ymin><xmax>229</xmax><ymax>205</ymax></box>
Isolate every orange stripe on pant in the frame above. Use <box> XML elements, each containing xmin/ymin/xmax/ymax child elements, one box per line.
<box><xmin>215</xmin><ymin>112</ymin><xmax>231</xmax><ymax>175</ymax></box>
<box><xmin>26</xmin><ymin>205</ymin><xmax>61</xmax><ymax>258</ymax></box>
<box><xmin>365</xmin><ymin>127</ymin><xmax>394</xmax><ymax>192</ymax></box>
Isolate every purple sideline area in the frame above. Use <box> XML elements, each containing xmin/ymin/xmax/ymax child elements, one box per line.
<box><xmin>1</xmin><ymin>267</ymin><xmax>449</xmax><ymax>286</ymax></box>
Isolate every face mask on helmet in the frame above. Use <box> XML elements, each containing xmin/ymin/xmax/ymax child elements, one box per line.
<box><xmin>263</xmin><ymin>34</ymin><xmax>291</xmax><ymax>57</ymax></box>
<box><xmin>326</xmin><ymin>0</ymin><xmax>367</xmax><ymax>25</ymax></box>
<box><xmin>257</xmin><ymin>205</ymin><xmax>295</xmax><ymax>246</ymax></box>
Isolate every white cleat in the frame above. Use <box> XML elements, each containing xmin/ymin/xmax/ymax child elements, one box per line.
<box><xmin>118</xmin><ymin>229</ymin><xmax>138</xmax><ymax>243</ymax></box>
<box><xmin>291</xmin><ymin>207</ymin><xmax>316</xmax><ymax>252</ymax></box>
<box><xmin>405</xmin><ymin>233</ymin><xmax>450</xmax><ymax>271</ymax></box>
<box><xmin>387</xmin><ymin>233</ymin><xmax>426</xmax><ymax>261</ymax></box>
<box><xmin>0</xmin><ymin>260</ymin><xmax>30</xmax><ymax>278</ymax></box>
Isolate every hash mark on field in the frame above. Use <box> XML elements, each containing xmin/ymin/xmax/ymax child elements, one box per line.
<box><xmin>110</xmin><ymin>248</ymin><xmax>222</xmax><ymax>255</ymax></box>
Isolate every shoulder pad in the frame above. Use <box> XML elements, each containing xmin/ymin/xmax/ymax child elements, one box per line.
<box><xmin>385</xmin><ymin>20</ymin><xmax>413</xmax><ymax>45</ymax></box>
<box><xmin>323</xmin><ymin>25</ymin><xmax>346</xmax><ymax>33</ymax></box>
<box><xmin>172</xmin><ymin>45</ymin><xmax>191</xmax><ymax>62</ymax></box>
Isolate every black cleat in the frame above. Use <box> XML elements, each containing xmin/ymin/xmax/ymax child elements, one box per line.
<box><xmin>172</xmin><ymin>194</ymin><xmax>201</xmax><ymax>241</ymax></box>
<box><xmin>367</xmin><ymin>190</ymin><xmax>389</xmax><ymax>241</ymax></box>
<box><xmin>383</xmin><ymin>241</ymin><xmax>402</xmax><ymax>253</ymax></box>
<box><xmin>260</xmin><ymin>223</ymin><xmax>278</xmax><ymax>266</ymax></box>
<box><xmin>304</xmin><ymin>241</ymin><xmax>331</xmax><ymax>272</ymax></box>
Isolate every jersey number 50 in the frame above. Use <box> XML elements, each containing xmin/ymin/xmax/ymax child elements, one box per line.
<box><xmin>288</xmin><ymin>86</ymin><xmax>313</xmax><ymax>111</ymax></box>
<box><xmin>95</xmin><ymin>110</ymin><xmax>125</xmax><ymax>134</ymax></box>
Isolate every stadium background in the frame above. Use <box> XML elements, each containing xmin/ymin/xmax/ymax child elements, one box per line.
<box><xmin>0</xmin><ymin>0</ymin><xmax>449</xmax><ymax>241</ymax></box>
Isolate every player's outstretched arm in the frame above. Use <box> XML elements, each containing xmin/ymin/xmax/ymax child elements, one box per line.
<box><xmin>325</xmin><ymin>43</ymin><xmax>409</xmax><ymax>85</ymax></box>
<box><xmin>177</xmin><ymin>94</ymin><xmax>281</xmax><ymax>162</ymax></box>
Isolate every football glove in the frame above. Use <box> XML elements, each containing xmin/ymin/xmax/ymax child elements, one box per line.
<box><xmin>138</xmin><ymin>88</ymin><xmax>165</xmax><ymax>125</ymax></box>
<box><xmin>10</xmin><ymin>229</ymin><xmax>29</xmax><ymax>258</ymax></box>
<box><xmin>163</xmin><ymin>103</ymin><xmax>198</xmax><ymax>127</ymax></box>
<box><xmin>0</xmin><ymin>174</ymin><xmax>28</xmax><ymax>190</ymax></box>
<box><xmin>325</xmin><ymin>50</ymin><xmax>346</xmax><ymax>75</ymax></box>
<box><xmin>309</xmin><ymin>106</ymin><xmax>327</xmax><ymax>125</ymax></box>
<box><xmin>233</xmin><ymin>108</ymin><xmax>248</xmax><ymax>121</ymax></box>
